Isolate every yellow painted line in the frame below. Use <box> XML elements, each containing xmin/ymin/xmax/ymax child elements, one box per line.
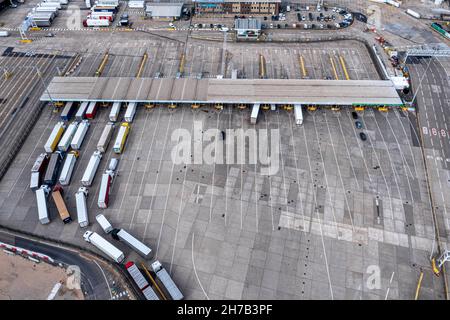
<box><xmin>299</xmin><ymin>55</ymin><xmax>307</xmax><ymax>78</ymax></box>
<box><xmin>136</xmin><ymin>52</ymin><xmax>148</xmax><ymax>78</ymax></box>
<box><xmin>329</xmin><ymin>56</ymin><xmax>339</xmax><ymax>80</ymax></box>
<box><xmin>140</xmin><ymin>263</ymin><xmax>167</xmax><ymax>300</ymax></box>
<box><xmin>339</xmin><ymin>56</ymin><xmax>350</xmax><ymax>80</ymax></box>
<box><xmin>178</xmin><ymin>53</ymin><xmax>185</xmax><ymax>74</ymax></box>
<box><xmin>415</xmin><ymin>271</ymin><xmax>424</xmax><ymax>300</ymax></box>
<box><xmin>259</xmin><ymin>54</ymin><xmax>266</xmax><ymax>79</ymax></box>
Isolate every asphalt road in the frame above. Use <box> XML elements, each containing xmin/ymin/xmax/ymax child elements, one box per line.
<box><xmin>408</xmin><ymin>55</ymin><xmax>450</xmax><ymax>241</ymax></box>
<box><xmin>0</xmin><ymin>229</ymin><xmax>113</xmax><ymax>300</ymax></box>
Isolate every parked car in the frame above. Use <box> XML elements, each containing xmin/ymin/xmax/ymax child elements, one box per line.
<box><xmin>355</xmin><ymin>121</ymin><xmax>363</xmax><ymax>129</ymax></box>
<box><xmin>359</xmin><ymin>132</ymin><xmax>367</xmax><ymax>141</ymax></box>
<box><xmin>351</xmin><ymin>111</ymin><xmax>358</xmax><ymax>119</ymax></box>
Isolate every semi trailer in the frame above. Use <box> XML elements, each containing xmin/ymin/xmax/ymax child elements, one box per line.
<box><xmin>97</xmin><ymin>122</ymin><xmax>115</xmax><ymax>153</ymax></box>
<box><xmin>75</xmin><ymin>187</ymin><xmax>89</xmax><ymax>227</ymax></box>
<box><xmin>44</xmin><ymin>121</ymin><xmax>65</xmax><ymax>153</ymax></box>
<box><xmin>83</xmin><ymin>231</ymin><xmax>125</xmax><ymax>263</ymax></box>
<box><xmin>81</xmin><ymin>151</ymin><xmax>102</xmax><ymax>186</ymax></box>
<box><xmin>71</xmin><ymin>120</ymin><xmax>90</xmax><ymax>150</ymax></box>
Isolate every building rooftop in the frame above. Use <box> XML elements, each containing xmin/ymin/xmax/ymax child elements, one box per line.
<box><xmin>194</xmin><ymin>0</ymin><xmax>281</xmax><ymax>3</ymax></box>
<box><xmin>235</xmin><ymin>18</ymin><xmax>262</xmax><ymax>30</ymax></box>
<box><xmin>145</xmin><ymin>2</ymin><xmax>183</xmax><ymax>17</ymax></box>
<box><xmin>40</xmin><ymin>77</ymin><xmax>403</xmax><ymax>106</ymax></box>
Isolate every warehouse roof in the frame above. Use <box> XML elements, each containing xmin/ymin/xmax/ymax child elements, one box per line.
<box><xmin>145</xmin><ymin>2</ymin><xmax>183</xmax><ymax>17</ymax></box>
<box><xmin>40</xmin><ymin>77</ymin><xmax>403</xmax><ymax>106</ymax></box>
<box><xmin>235</xmin><ymin>18</ymin><xmax>262</xmax><ymax>30</ymax></box>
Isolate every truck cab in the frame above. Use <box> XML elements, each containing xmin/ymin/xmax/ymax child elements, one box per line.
<box><xmin>119</xmin><ymin>14</ymin><xmax>129</xmax><ymax>26</ymax></box>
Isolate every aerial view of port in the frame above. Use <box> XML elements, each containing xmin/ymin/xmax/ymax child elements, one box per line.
<box><xmin>0</xmin><ymin>0</ymin><xmax>449</xmax><ymax>303</ymax></box>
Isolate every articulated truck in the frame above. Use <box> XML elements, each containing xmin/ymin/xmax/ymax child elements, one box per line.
<box><xmin>113</xmin><ymin>122</ymin><xmax>130</xmax><ymax>154</ymax></box>
<box><xmin>30</xmin><ymin>153</ymin><xmax>49</xmax><ymax>191</ymax></box>
<box><xmin>71</xmin><ymin>120</ymin><xmax>90</xmax><ymax>150</ymax></box>
<box><xmin>52</xmin><ymin>185</ymin><xmax>72</xmax><ymax>224</ymax></box>
<box><xmin>81</xmin><ymin>151</ymin><xmax>102</xmax><ymax>186</ymax></box>
<box><xmin>36</xmin><ymin>185</ymin><xmax>51</xmax><ymax>224</ymax></box>
<box><xmin>44</xmin><ymin>121</ymin><xmax>66</xmax><ymax>153</ymax></box>
<box><xmin>112</xmin><ymin>228</ymin><xmax>152</xmax><ymax>259</ymax></box>
<box><xmin>125</xmin><ymin>261</ymin><xmax>159</xmax><ymax>300</ymax></box>
<box><xmin>97</xmin><ymin>122</ymin><xmax>115</xmax><ymax>153</ymax></box>
<box><xmin>59</xmin><ymin>150</ymin><xmax>79</xmax><ymax>185</ymax></box>
<box><xmin>83</xmin><ymin>231</ymin><xmax>125</xmax><ymax>263</ymax></box>
<box><xmin>58</xmin><ymin>121</ymin><xmax>78</xmax><ymax>152</ymax></box>
<box><xmin>151</xmin><ymin>260</ymin><xmax>184</xmax><ymax>300</ymax></box>
<box><xmin>75</xmin><ymin>187</ymin><xmax>89</xmax><ymax>227</ymax></box>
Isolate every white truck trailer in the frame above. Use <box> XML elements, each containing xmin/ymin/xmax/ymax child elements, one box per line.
<box><xmin>250</xmin><ymin>103</ymin><xmax>260</xmax><ymax>124</ymax></box>
<box><xmin>71</xmin><ymin>120</ymin><xmax>90</xmax><ymax>150</ymax></box>
<box><xmin>112</xmin><ymin>229</ymin><xmax>152</xmax><ymax>259</ymax></box>
<box><xmin>406</xmin><ymin>9</ymin><xmax>421</xmax><ymax>19</ymax></box>
<box><xmin>294</xmin><ymin>104</ymin><xmax>303</xmax><ymax>125</ymax></box>
<box><xmin>124</xmin><ymin>102</ymin><xmax>137</xmax><ymax>123</ymax></box>
<box><xmin>98</xmin><ymin>171</ymin><xmax>113</xmax><ymax>209</ymax></box>
<box><xmin>95</xmin><ymin>213</ymin><xmax>113</xmax><ymax>233</ymax></box>
<box><xmin>75</xmin><ymin>102</ymin><xmax>89</xmax><ymax>120</ymax></box>
<box><xmin>75</xmin><ymin>187</ymin><xmax>89</xmax><ymax>227</ymax></box>
<box><xmin>38</xmin><ymin>2</ymin><xmax>62</xmax><ymax>9</ymax></box>
<box><xmin>44</xmin><ymin>121</ymin><xmax>66</xmax><ymax>153</ymax></box>
<box><xmin>83</xmin><ymin>18</ymin><xmax>111</xmax><ymax>27</ymax></box>
<box><xmin>30</xmin><ymin>153</ymin><xmax>49</xmax><ymax>191</ymax></box>
<box><xmin>81</xmin><ymin>151</ymin><xmax>102</xmax><ymax>186</ymax></box>
<box><xmin>97</xmin><ymin>122</ymin><xmax>115</xmax><ymax>153</ymax></box>
<box><xmin>36</xmin><ymin>185</ymin><xmax>51</xmax><ymax>224</ymax></box>
<box><xmin>59</xmin><ymin>150</ymin><xmax>79</xmax><ymax>185</ymax></box>
<box><xmin>83</xmin><ymin>231</ymin><xmax>125</xmax><ymax>263</ymax></box>
<box><xmin>109</xmin><ymin>102</ymin><xmax>121</xmax><ymax>121</ymax></box>
<box><xmin>57</xmin><ymin>121</ymin><xmax>78</xmax><ymax>152</ymax></box>
<box><xmin>151</xmin><ymin>260</ymin><xmax>184</xmax><ymax>300</ymax></box>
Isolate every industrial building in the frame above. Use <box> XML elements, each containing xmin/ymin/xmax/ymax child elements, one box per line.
<box><xmin>235</xmin><ymin>18</ymin><xmax>262</xmax><ymax>39</ymax></box>
<box><xmin>193</xmin><ymin>0</ymin><xmax>280</xmax><ymax>16</ymax></box>
<box><xmin>145</xmin><ymin>2</ymin><xmax>183</xmax><ymax>20</ymax></box>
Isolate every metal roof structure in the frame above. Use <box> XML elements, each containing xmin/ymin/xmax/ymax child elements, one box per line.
<box><xmin>145</xmin><ymin>2</ymin><xmax>183</xmax><ymax>17</ymax></box>
<box><xmin>193</xmin><ymin>0</ymin><xmax>281</xmax><ymax>3</ymax></box>
<box><xmin>40</xmin><ymin>77</ymin><xmax>404</xmax><ymax>106</ymax></box>
<box><xmin>235</xmin><ymin>18</ymin><xmax>262</xmax><ymax>31</ymax></box>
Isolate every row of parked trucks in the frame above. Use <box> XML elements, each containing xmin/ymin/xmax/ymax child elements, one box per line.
<box><xmin>33</xmin><ymin>101</ymin><xmax>134</xmax><ymax>225</ymax></box>
<box><xmin>27</xmin><ymin>0</ymin><xmax>68</xmax><ymax>27</ymax></box>
<box><xmin>83</xmin><ymin>214</ymin><xmax>183</xmax><ymax>300</ymax></box>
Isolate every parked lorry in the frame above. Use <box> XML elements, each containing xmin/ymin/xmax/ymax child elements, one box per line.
<box><xmin>83</xmin><ymin>231</ymin><xmax>125</xmax><ymax>263</ymax></box>
<box><xmin>44</xmin><ymin>121</ymin><xmax>66</xmax><ymax>153</ymax></box>
<box><xmin>71</xmin><ymin>120</ymin><xmax>90</xmax><ymax>150</ymax></box>
<box><xmin>58</xmin><ymin>150</ymin><xmax>79</xmax><ymax>185</ymax></box>
<box><xmin>250</xmin><ymin>103</ymin><xmax>260</xmax><ymax>125</ymax></box>
<box><xmin>60</xmin><ymin>101</ymin><xmax>76</xmax><ymax>121</ymax></box>
<box><xmin>58</xmin><ymin>121</ymin><xmax>78</xmax><ymax>152</ymax></box>
<box><xmin>112</xmin><ymin>229</ymin><xmax>152</xmax><ymax>259</ymax></box>
<box><xmin>43</xmin><ymin>151</ymin><xmax>65</xmax><ymax>186</ymax></box>
<box><xmin>28</xmin><ymin>13</ymin><xmax>55</xmax><ymax>27</ymax></box>
<box><xmin>75</xmin><ymin>102</ymin><xmax>89</xmax><ymax>120</ymax></box>
<box><xmin>151</xmin><ymin>260</ymin><xmax>184</xmax><ymax>300</ymax></box>
<box><xmin>128</xmin><ymin>0</ymin><xmax>144</xmax><ymax>8</ymax></box>
<box><xmin>124</xmin><ymin>102</ymin><xmax>137</xmax><ymax>122</ymax></box>
<box><xmin>81</xmin><ymin>150</ymin><xmax>102</xmax><ymax>186</ymax></box>
<box><xmin>45</xmin><ymin>0</ymin><xmax>68</xmax><ymax>5</ymax></box>
<box><xmin>85</xmin><ymin>102</ymin><xmax>98</xmax><ymax>119</ymax></box>
<box><xmin>95</xmin><ymin>0</ymin><xmax>119</xmax><ymax>6</ymax></box>
<box><xmin>32</xmin><ymin>7</ymin><xmax>59</xmax><ymax>16</ymax></box>
<box><xmin>125</xmin><ymin>261</ymin><xmax>159</xmax><ymax>300</ymax></box>
<box><xmin>83</xmin><ymin>18</ymin><xmax>111</xmax><ymax>27</ymax></box>
<box><xmin>38</xmin><ymin>2</ymin><xmax>61</xmax><ymax>9</ymax></box>
<box><xmin>85</xmin><ymin>0</ymin><xmax>91</xmax><ymax>8</ymax></box>
<box><xmin>95</xmin><ymin>213</ymin><xmax>113</xmax><ymax>233</ymax></box>
<box><xmin>406</xmin><ymin>8</ymin><xmax>421</xmax><ymax>19</ymax></box>
<box><xmin>89</xmin><ymin>11</ymin><xmax>114</xmax><ymax>21</ymax></box>
<box><xmin>97</xmin><ymin>122</ymin><xmax>115</xmax><ymax>153</ymax></box>
<box><xmin>30</xmin><ymin>153</ymin><xmax>49</xmax><ymax>190</ymax></box>
<box><xmin>98</xmin><ymin>171</ymin><xmax>113</xmax><ymax>209</ymax></box>
<box><xmin>36</xmin><ymin>185</ymin><xmax>51</xmax><ymax>224</ymax></box>
<box><xmin>109</xmin><ymin>102</ymin><xmax>121</xmax><ymax>121</ymax></box>
<box><xmin>294</xmin><ymin>104</ymin><xmax>303</xmax><ymax>125</ymax></box>
<box><xmin>113</xmin><ymin>122</ymin><xmax>130</xmax><ymax>154</ymax></box>
<box><xmin>75</xmin><ymin>187</ymin><xmax>89</xmax><ymax>227</ymax></box>
<box><xmin>52</xmin><ymin>185</ymin><xmax>72</xmax><ymax>224</ymax></box>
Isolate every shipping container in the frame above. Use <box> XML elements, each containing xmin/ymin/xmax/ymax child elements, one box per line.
<box><xmin>81</xmin><ymin>150</ymin><xmax>102</xmax><ymax>186</ymax></box>
<box><xmin>97</xmin><ymin>122</ymin><xmax>115</xmax><ymax>153</ymax></box>
<box><xmin>43</xmin><ymin>151</ymin><xmax>64</xmax><ymax>186</ymax></box>
<box><xmin>52</xmin><ymin>185</ymin><xmax>72</xmax><ymax>224</ymax></box>
<box><xmin>85</xmin><ymin>102</ymin><xmax>98</xmax><ymax>119</ymax></box>
<box><xmin>109</xmin><ymin>102</ymin><xmax>121</xmax><ymax>122</ymax></box>
<box><xmin>75</xmin><ymin>187</ymin><xmax>89</xmax><ymax>227</ymax></box>
<box><xmin>75</xmin><ymin>102</ymin><xmax>89</xmax><ymax>120</ymax></box>
<box><xmin>44</xmin><ymin>121</ymin><xmax>66</xmax><ymax>153</ymax></box>
<box><xmin>124</xmin><ymin>102</ymin><xmax>137</xmax><ymax>122</ymax></box>
<box><xmin>71</xmin><ymin>120</ymin><xmax>90</xmax><ymax>150</ymax></box>
<box><xmin>98</xmin><ymin>172</ymin><xmax>113</xmax><ymax>209</ymax></box>
<box><xmin>83</xmin><ymin>231</ymin><xmax>125</xmax><ymax>263</ymax></box>
<box><xmin>57</xmin><ymin>121</ymin><xmax>79</xmax><ymax>152</ymax></box>
<box><xmin>58</xmin><ymin>150</ymin><xmax>79</xmax><ymax>185</ymax></box>
<box><xmin>60</xmin><ymin>101</ymin><xmax>76</xmax><ymax>121</ymax></box>
<box><xmin>95</xmin><ymin>213</ymin><xmax>113</xmax><ymax>233</ymax></box>
<box><xmin>113</xmin><ymin>122</ymin><xmax>130</xmax><ymax>154</ymax></box>
<box><xmin>36</xmin><ymin>185</ymin><xmax>51</xmax><ymax>224</ymax></box>
<box><xmin>151</xmin><ymin>260</ymin><xmax>184</xmax><ymax>300</ymax></box>
<box><xmin>113</xmin><ymin>229</ymin><xmax>152</xmax><ymax>259</ymax></box>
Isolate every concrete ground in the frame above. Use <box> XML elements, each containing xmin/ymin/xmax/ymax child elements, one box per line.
<box><xmin>0</xmin><ymin>250</ymin><xmax>84</xmax><ymax>300</ymax></box>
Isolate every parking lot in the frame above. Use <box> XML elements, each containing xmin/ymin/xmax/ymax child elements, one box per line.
<box><xmin>0</xmin><ymin>94</ymin><xmax>445</xmax><ymax>299</ymax></box>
